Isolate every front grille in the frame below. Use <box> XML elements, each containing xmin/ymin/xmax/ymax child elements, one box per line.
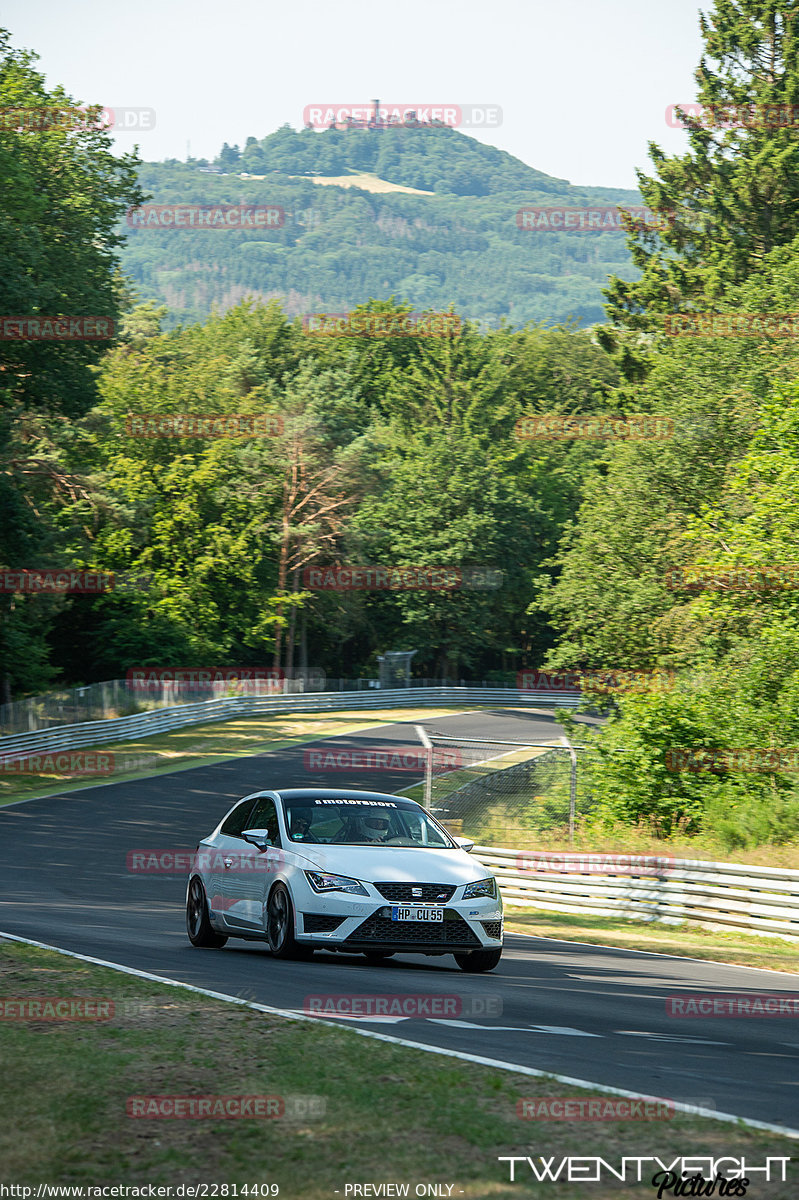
<box><xmin>481</xmin><ymin>920</ymin><xmax>503</xmax><ymax>939</ymax></box>
<box><xmin>374</xmin><ymin>882</ymin><xmax>456</xmax><ymax>903</ymax></box>
<box><xmin>346</xmin><ymin>911</ymin><xmax>480</xmax><ymax>947</ymax></box>
<box><xmin>302</xmin><ymin>913</ymin><xmax>345</xmax><ymax>933</ymax></box>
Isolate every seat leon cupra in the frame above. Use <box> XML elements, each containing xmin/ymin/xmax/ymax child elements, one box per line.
<box><xmin>186</xmin><ymin>787</ymin><xmax>503</xmax><ymax>972</ymax></box>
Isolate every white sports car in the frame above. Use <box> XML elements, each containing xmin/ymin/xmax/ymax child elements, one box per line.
<box><xmin>186</xmin><ymin>787</ymin><xmax>503</xmax><ymax>972</ymax></box>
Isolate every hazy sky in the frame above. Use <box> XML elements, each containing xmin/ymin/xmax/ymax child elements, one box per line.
<box><xmin>3</xmin><ymin>0</ymin><xmax>708</xmax><ymax>189</ymax></box>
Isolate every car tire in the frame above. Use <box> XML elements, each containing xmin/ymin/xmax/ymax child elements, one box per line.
<box><xmin>454</xmin><ymin>948</ymin><xmax>502</xmax><ymax>973</ymax></box>
<box><xmin>186</xmin><ymin>877</ymin><xmax>228</xmax><ymax>948</ymax></box>
<box><xmin>364</xmin><ymin>951</ymin><xmax>395</xmax><ymax>962</ymax></box>
<box><xmin>266</xmin><ymin>883</ymin><xmax>313</xmax><ymax>959</ymax></box>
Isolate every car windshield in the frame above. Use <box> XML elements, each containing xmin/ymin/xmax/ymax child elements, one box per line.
<box><xmin>282</xmin><ymin>797</ymin><xmax>455</xmax><ymax>847</ymax></box>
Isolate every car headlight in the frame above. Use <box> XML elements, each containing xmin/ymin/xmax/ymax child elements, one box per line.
<box><xmin>305</xmin><ymin>870</ymin><xmax>368</xmax><ymax>896</ymax></box>
<box><xmin>463</xmin><ymin>876</ymin><xmax>497</xmax><ymax>900</ymax></box>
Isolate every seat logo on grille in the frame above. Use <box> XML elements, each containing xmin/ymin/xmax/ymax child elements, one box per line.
<box><xmin>412</xmin><ymin>888</ymin><xmax>422</xmax><ymax>898</ymax></box>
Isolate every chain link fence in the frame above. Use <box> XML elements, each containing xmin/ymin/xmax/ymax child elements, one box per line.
<box><xmin>416</xmin><ymin>733</ymin><xmax>584</xmax><ymax>845</ymax></box>
<box><xmin>0</xmin><ymin>676</ymin><xmax>582</xmax><ymax>736</ymax></box>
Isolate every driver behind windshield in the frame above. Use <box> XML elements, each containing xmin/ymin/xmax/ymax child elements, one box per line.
<box><xmin>289</xmin><ymin>810</ymin><xmax>318</xmax><ymax>841</ymax></box>
<box><xmin>358</xmin><ymin>814</ymin><xmax>391</xmax><ymax>842</ymax></box>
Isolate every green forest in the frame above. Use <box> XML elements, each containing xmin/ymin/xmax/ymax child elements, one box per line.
<box><xmin>5</xmin><ymin>2</ymin><xmax>799</xmax><ymax>850</ymax></box>
<box><xmin>122</xmin><ymin>127</ymin><xmax>645</xmax><ymax>329</ymax></box>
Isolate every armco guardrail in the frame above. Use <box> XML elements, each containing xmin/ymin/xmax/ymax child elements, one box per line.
<box><xmin>0</xmin><ymin>687</ymin><xmax>582</xmax><ymax>762</ymax></box>
<box><xmin>474</xmin><ymin>846</ymin><xmax>799</xmax><ymax>942</ymax></box>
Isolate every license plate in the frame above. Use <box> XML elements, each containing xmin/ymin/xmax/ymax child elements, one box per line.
<box><xmin>391</xmin><ymin>906</ymin><xmax>444</xmax><ymax>922</ymax></box>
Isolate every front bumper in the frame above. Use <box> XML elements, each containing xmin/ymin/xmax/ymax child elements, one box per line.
<box><xmin>296</xmin><ymin>894</ymin><xmax>503</xmax><ymax>953</ymax></box>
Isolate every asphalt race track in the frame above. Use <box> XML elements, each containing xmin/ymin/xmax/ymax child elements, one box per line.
<box><xmin>1</xmin><ymin>708</ymin><xmax>797</xmax><ymax>1131</ymax></box>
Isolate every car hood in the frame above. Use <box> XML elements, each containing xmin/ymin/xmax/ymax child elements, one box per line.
<box><xmin>287</xmin><ymin>844</ymin><xmax>488</xmax><ymax>886</ymax></box>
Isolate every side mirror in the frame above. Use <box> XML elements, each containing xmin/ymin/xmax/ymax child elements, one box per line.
<box><xmin>242</xmin><ymin>829</ymin><xmax>272</xmax><ymax>851</ymax></box>
<box><xmin>454</xmin><ymin>835</ymin><xmax>475</xmax><ymax>853</ymax></box>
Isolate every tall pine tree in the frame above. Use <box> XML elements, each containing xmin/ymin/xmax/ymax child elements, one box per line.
<box><xmin>605</xmin><ymin>1</ymin><xmax>799</xmax><ymax>330</ymax></box>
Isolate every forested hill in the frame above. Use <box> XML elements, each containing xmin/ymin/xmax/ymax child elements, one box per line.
<box><xmin>223</xmin><ymin>122</ymin><xmax>569</xmax><ymax>194</ymax></box>
<box><xmin>121</xmin><ymin>123</ymin><xmax>644</xmax><ymax>329</ymax></box>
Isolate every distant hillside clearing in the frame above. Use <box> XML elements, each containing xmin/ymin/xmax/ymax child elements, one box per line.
<box><xmin>290</xmin><ymin>172</ymin><xmax>435</xmax><ymax>195</ymax></box>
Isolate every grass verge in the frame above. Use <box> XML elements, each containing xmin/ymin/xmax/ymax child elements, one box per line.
<box><xmin>0</xmin><ymin>940</ymin><xmax>796</xmax><ymax>1198</ymax></box>
<box><xmin>0</xmin><ymin>706</ymin><xmax>471</xmax><ymax>806</ymax></box>
<box><xmin>504</xmin><ymin>908</ymin><xmax>799</xmax><ymax>974</ymax></box>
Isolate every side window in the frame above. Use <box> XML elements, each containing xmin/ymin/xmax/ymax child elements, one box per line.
<box><xmin>220</xmin><ymin>798</ymin><xmax>257</xmax><ymax>838</ymax></box>
<box><xmin>246</xmin><ymin>796</ymin><xmax>281</xmax><ymax>846</ymax></box>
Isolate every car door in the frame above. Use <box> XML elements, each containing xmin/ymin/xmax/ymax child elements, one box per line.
<box><xmin>206</xmin><ymin>796</ymin><xmax>258</xmax><ymax>926</ymax></box>
<box><xmin>231</xmin><ymin>794</ymin><xmax>283</xmax><ymax>929</ymax></box>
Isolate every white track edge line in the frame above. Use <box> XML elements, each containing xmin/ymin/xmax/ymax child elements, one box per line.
<box><xmin>1</xmin><ymin>929</ymin><xmax>797</xmax><ymax>1141</ymax></box>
